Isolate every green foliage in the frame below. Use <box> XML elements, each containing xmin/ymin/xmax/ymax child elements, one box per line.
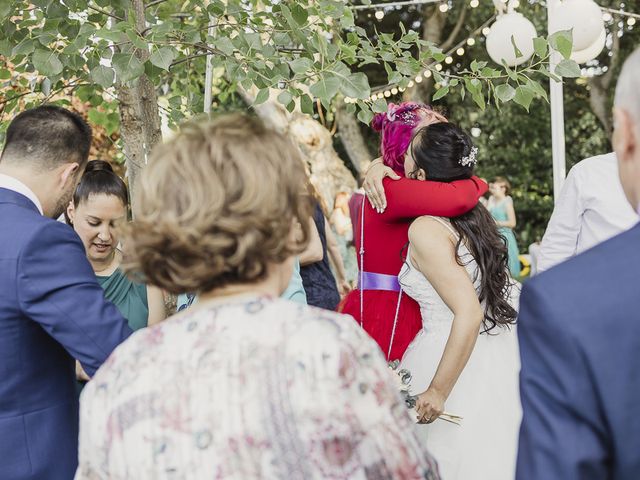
<box><xmin>0</xmin><ymin>0</ymin><xmax>580</xmax><ymax>134</ymax></box>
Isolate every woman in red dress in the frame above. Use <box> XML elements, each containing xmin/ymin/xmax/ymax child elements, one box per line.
<box><xmin>339</xmin><ymin>103</ymin><xmax>488</xmax><ymax>361</ymax></box>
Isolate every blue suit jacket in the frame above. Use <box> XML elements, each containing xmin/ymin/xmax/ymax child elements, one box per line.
<box><xmin>517</xmin><ymin>222</ymin><xmax>640</xmax><ymax>480</ymax></box>
<box><xmin>0</xmin><ymin>188</ymin><xmax>132</xmax><ymax>480</ymax></box>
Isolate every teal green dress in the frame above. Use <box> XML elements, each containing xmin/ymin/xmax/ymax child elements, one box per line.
<box><xmin>96</xmin><ymin>269</ymin><xmax>149</xmax><ymax>331</ymax></box>
<box><xmin>488</xmin><ymin>197</ymin><xmax>521</xmax><ymax>278</ymax></box>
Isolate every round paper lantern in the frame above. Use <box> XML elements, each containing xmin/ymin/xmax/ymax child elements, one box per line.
<box><xmin>570</xmin><ymin>27</ymin><xmax>606</xmax><ymax>64</ymax></box>
<box><xmin>486</xmin><ymin>13</ymin><xmax>537</xmax><ymax>67</ymax></box>
<box><xmin>553</xmin><ymin>0</ymin><xmax>604</xmax><ymax>51</ymax></box>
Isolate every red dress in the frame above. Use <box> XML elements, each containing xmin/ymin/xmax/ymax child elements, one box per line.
<box><xmin>339</xmin><ymin>176</ymin><xmax>488</xmax><ymax>361</ymax></box>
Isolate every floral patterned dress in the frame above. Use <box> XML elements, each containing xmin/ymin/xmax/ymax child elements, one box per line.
<box><xmin>75</xmin><ymin>296</ymin><xmax>440</xmax><ymax>480</ymax></box>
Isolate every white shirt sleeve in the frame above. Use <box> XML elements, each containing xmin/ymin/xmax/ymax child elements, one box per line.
<box><xmin>537</xmin><ymin>167</ymin><xmax>584</xmax><ymax>272</ymax></box>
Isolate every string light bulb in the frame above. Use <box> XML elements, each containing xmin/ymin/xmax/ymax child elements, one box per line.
<box><xmin>435</xmin><ymin>63</ymin><xmax>443</xmax><ymax>71</ymax></box>
<box><xmin>439</xmin><ymin>3</ymin><xmax>449</xmax><ymax>12</ymax></box>
<box><xmin>467</xmin><ymin>38</ymin><xmax>476</xmax><ymax>46</ymax></box>
<box><xmin>424</xmin><ymin>70</ymin><xmax>432</xmax><ymax>78</ymax></box>
<box><xmin>456</xmin><ymin>47</ymin><xmax>465</xmax><ymax>55</ymax></box>
<box><xmin>445</xmin><ymin>56</ymin><xmax>453</xmax><ymax>64</ymax></box>
<box><xmin>375</xmin><ymin>10</ymin><xmax>385</xmax><ymax>20</ymax></box>
<box><xmin>470</xmin><ymin>0</ymin><xmax>479</xmax><ymax>7</ymax></box>
<box><xmin>384</xmin><ymin>90</ymin><xmax>391</xmax><ymax>97</ymax></box>
<box><xmin>398</xmin><ymin>86</ymin><xmax>406</xmax><ymax>92</ymax></box>
<box><xmin>482</xmin><ymin>27</ymin><xmax>491</xmax><ymax>36</ymax></box>
<box><xmin>391</xmin><ymin>87</ymin><xmax>398</xmax><ymax>95</ymax></box>
<box><xmin>407</xmin><ymin>80</ymin><xmax>415</xmax><ymax>88</ymax></box>
<box><xmin>415</xmin><ymin>75</ymin><xmax>423</xmax><ymax>83</ymax></box>
<box><xmin>628</xmin><ymin>17</ymin><xmax>637</xmax><ymax>26</ymax></box>
<box><xmin>602</xmin><ymin>12</ymin><xmax>613</xmax><ymax>22</ymax></box>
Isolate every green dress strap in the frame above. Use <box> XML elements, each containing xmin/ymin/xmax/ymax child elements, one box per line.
<box><xmin>96</xmin><ymin>269</ymin><xmax>149</xmax><ymax>331</ymax></box>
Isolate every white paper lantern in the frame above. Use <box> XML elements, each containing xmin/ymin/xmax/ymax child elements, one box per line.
<box><xmin>553</xmin><ymin>0</ymin><xmax>604</xmax><ymax>51</ymax></box>
<box><xmin>570</xmin><ymin>27</ymin><xmax>606</xmax><ymax>64</ymax></box>
<box><xmin>486</xmin><ymin>13</ymin><xmax>537</xmax><ymax>67</ymax></box>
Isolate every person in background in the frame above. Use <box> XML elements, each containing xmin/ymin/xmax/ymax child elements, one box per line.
<box><xmin>536</xmin><ymin>152</ymin><xmax>638</xmax><ymax>272</ymax></box>
<box><xmin>330</xmin><ymin>190</ymin><xmax>358</xmax><ymax>286</ymax></box>
<box><xmin>516</xmin><ymin>48</ymin><xmax>640</xmax><ymax>479</ymax></box>
<box><xmin>300</xmin><ymin>197</ymin><xmax>349</xmax><ymax>310</ymax></box>
<box><xmin>488</xmin><ymin>176</ymin><xmax>521</xmax><ymax>278</ymax></box>
<box><xmin>76</xmin><ymin>113</ymin><xmax>441</xmax><ymax>480</ymax></box>
<box><xmin>67</xmin><ymin>160</ymin><xmax>166</xmax><ymax>330</ymax></box>
<box><xmin>0</xmin><ymin>105</ymin><xmax>131</xmax><ymax>480</ymax></box>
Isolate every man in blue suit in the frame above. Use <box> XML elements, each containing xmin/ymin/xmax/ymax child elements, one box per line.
<box><xmin>0</xmin><ymin>106</ymin><xmax>132</xmax><ymax>479</ymax></box>
<box><xmin>517</xmin><ymin>49</ymin><xmax>640</xmax><ymax>479</ymax></box>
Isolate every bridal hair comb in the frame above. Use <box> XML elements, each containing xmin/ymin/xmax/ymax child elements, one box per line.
<box><xmin>460</xmin><ymin>146</ymin><xmax>478</xmax><ymax>167</ymax></box>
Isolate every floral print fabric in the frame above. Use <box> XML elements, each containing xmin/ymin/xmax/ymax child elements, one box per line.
<box><xmin>76</xmin><ymin>297</ymin><xmax>439</xmax><ymax>480</ymax></box>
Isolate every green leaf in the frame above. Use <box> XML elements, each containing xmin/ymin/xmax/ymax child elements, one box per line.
<box><xmin>537</xmin><ymin>67</ymin><xmax>561</xmax><ymax>83</ymax></box>
<box><xmin>215</xmin><ymin>37</ymin><xmax>235</xmax><ymax>56</ymax></box>
<box><xmin>533</xmin><ymin>37</ymin><xmax>548</xmax><ymax>58</ymax></box>
<box><xmin>472</xmin><ymin>92</ymin><xmax>486</xmax><ymax>110</ymax></box>
<box><xmin>338</xmin><ymin>72</ymin><xmax>370</xmax><ymax>99</ymax></box>
<box><xmin>277</xmin><ymin>90</ymin><xmax>293</xmax><ymax>106</ymax></box>
<box><xmin>112</xmin><ymin>52</ymin><xmax>144</xmax><ymax>83</ymax></box>
<box><xmin>150</xmin><ymin>47</ymin><xmax>177</xmax><ymax>71</ymax></box>
<box><xmin>254</xmin><ymin>88</ymin><xmax>269</xmax><ymax>105</ymax></box>
<box><xmin>513</xmin><ymin>85</ymin><xmax>535</xmax><ymax>111</ymax></box>
<box><xmin>460</xmin><ymin>85</ymin><xmax>466</xmax><ymax>101</ymax></box>
<box><xmin>289</xmin><ymin>57</ymin><xmax>313</xmax><ymax>74</ymax></box>
<box><xmin>0</xmin><ymin>68</ymin><xmax>10</xmax><ymax>80</ymax></box>
<box><xmin>357</xmin><ymin>107</ymin><xmax>374</xmax><ymax>125</ymax></box>
<box><xmin>548</xmin><ymin>30</ymin><xmax>573</xmax><ymax>60</ymax></box>
<box><xmin>94</xmin><ymin>30</ymin><xmax>125</xmax><ymax>42</ymax></box>
<box><xmin>432</xmin><ymin>86</ymin><xmax>449</xmax><ymax>101</ymax></box>
<box><xmin>300</xmin><ymin>94</ymin><xmax>314</xmax><ymax>115</ymax></box>
<box><xmin>554</xmin><ymin>59</ymin><xmax>581</xmax><ymax>78</ymax></box>
<box><xmin>495</xmin><ymin>83</ymin><xmax>516</xmax><ymax>102</ymax></box>
<box><xmin>12</xmin><ymin>39</ymin><xmax>36</xmax><ymax>57</ymax></box>
<box><xmin>526</xmin><ymin>79</ymin><xmax>548</xmax><ymax>102</ymax></box>
<box><xmin>510</xmin><ymin>35</ymin><xmax>523</xmax><ymax>59</ymax></box>
<box><xmin>501</xmin><ymin>61</ymin><xmax>518</xmax><ymax>82</ymax></box>
<box><xmin>309</xmin><ymin>77</ymin><xmax>340</xmax><ymax>102</ymax></box>
<box><xmin>371</xmin><ymin>98</ymin><xmax>388</xmax><ymax>113</ymax></box>
<box><xmin>32</xmin><ymin>49</ymin><xmax>63</xmax><ymax>76</ymax></box>
<box><xmin>291</xmin><ymin>3</ymin><xmax>309</xmax><ymax>26</ymax></box>
<box><xmin>90</xmin><ymin>65</ymin><xmax>115</xmax><ymax>88</ymax></box>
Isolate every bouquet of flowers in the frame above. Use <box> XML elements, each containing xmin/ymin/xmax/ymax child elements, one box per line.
<box><xmin>388</xmin><ymin>360</ymin><xmax>462</xmax><ymax>426</ymax></box>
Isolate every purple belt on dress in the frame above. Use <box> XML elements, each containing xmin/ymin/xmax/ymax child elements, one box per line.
<box><xmin>358</xmin><ymin>271</ymin><xmax>401</xmax><ymax>292</ymax></box>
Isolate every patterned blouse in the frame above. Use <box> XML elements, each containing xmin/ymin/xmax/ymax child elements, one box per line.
<box><xmin>76</xmin><ymin>296</ymin><xmax>439</xmax><ymax>480</ymax></box>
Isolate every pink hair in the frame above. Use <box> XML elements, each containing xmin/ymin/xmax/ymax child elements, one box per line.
<box><xmin>371</xmin><ymin>102</ymin><xmax>447</xmax><ymax>174</ymax></box>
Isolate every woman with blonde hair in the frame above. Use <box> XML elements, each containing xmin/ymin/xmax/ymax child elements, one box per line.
<box><xmin>75</xmin><ymin>113</ymin><xmax>440</xmax><ymax>480</ymax></box>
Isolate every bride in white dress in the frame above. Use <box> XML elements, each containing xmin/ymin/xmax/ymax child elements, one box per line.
<box><xmin>398</xmin><ymin>122</ymin><xmax>521</xmax><ymax>480</ymax></box>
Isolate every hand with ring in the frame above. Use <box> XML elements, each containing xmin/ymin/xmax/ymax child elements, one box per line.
<box><xmin>363</xmin><ymin>157</ymin><xmax>401</xmax><ymax>213</ymax></box>
<box><xmin>415</xmin><ymin>387</ymin><xmax>446</xmax><ymax>424</ymax></box>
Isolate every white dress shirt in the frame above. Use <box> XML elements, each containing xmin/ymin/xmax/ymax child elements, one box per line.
<box><xmin>537</xmin><ymin>153</ymin><xmax>638</xmax><ymax>272</ymax></box>
<box><xmin>0</xmin><ymin>173</ymin><xmax>43</xmax><ymax>214</ymax></box>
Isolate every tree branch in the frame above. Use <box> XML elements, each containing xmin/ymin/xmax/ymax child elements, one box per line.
<box><xmin>440</xmin><ymin>3</ymin><xmax>467</xmax><ymax>51</ymax></box>
<box><xmin>146</xmin><ymin>0</ymin><xmax>168</xmax><ymax>7</ymax></box>
<box><xmin>88</xmin><ymin>4</ymin><xmax>124</xmax><ymax>21</ymax></box>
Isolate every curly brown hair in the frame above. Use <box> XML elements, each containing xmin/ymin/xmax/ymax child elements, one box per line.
<box><xmin>122</xmin><ymin>113</ymin><xmax>312</xmax><ymax>294</ymax></box>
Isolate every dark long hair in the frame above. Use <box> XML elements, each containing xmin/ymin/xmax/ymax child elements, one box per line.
<box><xmin>409</xmin><ymin>122</ymin><xmax>517</xmax><ymax>332</ymax></box>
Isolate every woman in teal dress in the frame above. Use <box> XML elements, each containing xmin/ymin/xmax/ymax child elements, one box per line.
<box><xmin>488</xmin><ymin>177</ymin><xmax>521</xmax><ymax>278</ymax></box>
<box><xmin>66</xmin><ymin>160</ymin><xmax>166</xmax><ymax>331</ymax></box>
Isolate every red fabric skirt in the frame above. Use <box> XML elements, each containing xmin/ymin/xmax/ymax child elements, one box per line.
<box><xmin>339</xmin><ymin>289</ymin><xmax>422</xmax><ymax>361</ymax></box>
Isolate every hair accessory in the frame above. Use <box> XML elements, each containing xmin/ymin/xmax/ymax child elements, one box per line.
<box><xmin>460</xmin><ymin>146</ymin><xmax>478</xmax><ymax>167</ymax></box>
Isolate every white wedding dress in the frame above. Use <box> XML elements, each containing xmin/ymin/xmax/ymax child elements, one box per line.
<box><xmin>399</xmin><ymin>217</ymin><xmax>522</xmax><ymax>480</ymax></box>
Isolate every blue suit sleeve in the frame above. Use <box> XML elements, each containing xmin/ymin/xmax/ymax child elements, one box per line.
<box><xmin>17</xmin><ymin>221</ymin><xmax>132</xmax><ymax>376</ymax></box>
<box><xmin>516</xmin><ymin>281</ymin><xmax>609</xmax><ymax>480</ymax></box>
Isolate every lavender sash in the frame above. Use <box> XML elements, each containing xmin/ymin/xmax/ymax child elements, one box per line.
<box><xmin>357</xmin><ymin>271</ymin><xmax>401</xmax><ymax>292</ymax></box>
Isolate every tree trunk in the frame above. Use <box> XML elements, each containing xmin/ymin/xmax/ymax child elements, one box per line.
<box><xmin>116</xmin><ymin>0</ymin><xmax>162</xmax><ymax>206</ymax></box>
<box><xmin>335</xmin><ymin>101</ymin><xmax>374</xmax><ymax>175</ymax></box>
